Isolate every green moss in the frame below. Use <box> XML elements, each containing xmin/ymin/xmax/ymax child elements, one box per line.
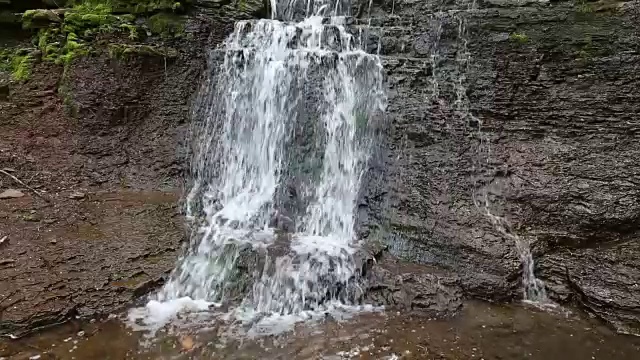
<box><xmin>12</xmin><ymin>1</ymin><xmax>192</xmax><ymax>82</ymax></box>
<box><xmin>11</xmin><ymin>54</ymin><xmax>34</xmax><ymax>81</ymax></box>
<box><xmin>509</xmin><ymin>32</ymin><xmax>529</xmax><ymax>44</ymax></box>
<box><xmin>576</xmin><ymin>0</ymin><xmax>594</xmax><ymax>13</ymax></box>
<box><xmin>70</xmin><ymin>0</ymin><xmax>188</xmax><ymax>14</ymax></box>
<box><xmin>58</xmin><ymin>61</ymin><xmax>80</xmax><ymax>117</ymax></box>
<box><xmin>57</xmin><ymin>32</ymin><xmax>89</xmax><ymax>65</ymax></box>
<box><xmin>63</xmin><ymin>2</ymin><xmax>118</xmax><ymax>33</ymax></box>
<box><xmin>1</xmin><ymin>49</ymin><xmax>34</xmax><ymax>82</ymax></box>
<box><xmin>119</xmin><ymin>23</ymin><xmax>139</xmax><ymax>40</ymax></box>
<box><xmin>237</xmin><ymin>0</ymin><xmax>265</xmax><ymax>15</ymax></box>
<box><xmin>107</xmin><ymin>43</ymin><xmax>178</xmax><ymax>59</ymax></box>
<box><xmin>147</xmin><ymin>13</ymin><xmax>185</xmax><ymax>37</ymax></box>
<box><xmin>22</xmin><ymin>9</ymin><xmax>62</xmax><ymax>29</ymax></box>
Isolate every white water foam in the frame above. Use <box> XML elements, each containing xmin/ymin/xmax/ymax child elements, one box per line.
<box><xmin>127</xmin><ymin>1</ymin><xmax>386</xmax><ymax>335</ymax></box>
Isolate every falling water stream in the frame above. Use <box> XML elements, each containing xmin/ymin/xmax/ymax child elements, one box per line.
<box><xmin>450</xmin><ymin>5</ymin><xmax>549</xmax><ymax>304</ymax></box>
<box><xmin>128</xmin><ymin>0</ymin><xmax>386</xmax><ymax>334</ymax></box>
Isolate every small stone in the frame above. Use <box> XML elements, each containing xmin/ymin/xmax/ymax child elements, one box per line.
<box><xmin>0</xmin><ymin>189</ymin><xmax>25</xmax><ymax>199</ymax></box>
<box><xmin>180</xmin><ymin>336</ymin><xmax>195</xmax><ymax>351</ymax></box>
<box><xmin>44</xmin><ymin>219</ymin><xmax>56</xmax><ymax>224</ymax></box>
<box><xmin>50</xmin><ymin>239</ymin><xmax>57</xmax><ymax>244</ymax></box>
<box><xmin>22</xmin><ymin>214</ymin><xmax>40</xmax><ymax>222</ymax></box>
<box><xmin>69</xmin><ymin>191</ymin><xmax>85</xmax><ymax>200</ymax></box>
<box><xmin>77</xmin><ymin>331</ymin><xmax>85</xmax><ymax>337</ymax></box>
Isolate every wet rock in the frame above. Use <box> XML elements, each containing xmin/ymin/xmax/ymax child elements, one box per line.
<box><xmin>360</xmin><ymin>0</ymin><xmax>640</xmax><ymax>334</ymax></box>
<box><xmin>268</xmin><ymin>211</ymin><xmax>295</xmax><ymax>232</ymax></box>
<box><xmin>539</xmin><ymin>241</ymin><xmax>640</xmax><ymax>336</ymax></box>
<box><xmin>0</xmin><ymin>189</ymin><xmax>25</xmax><ymax>199</ymax></box>
<box><xmin>364</xmin><ymin>254</ymin><xmax>462</xmax><ymax>317</ymax></box>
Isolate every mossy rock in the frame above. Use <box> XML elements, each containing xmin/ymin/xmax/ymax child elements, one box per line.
<box><xmin>102</xmin><ymin>0</ymin><xmax>189</xmax><ymax>14</ymax></box>
<box><xmin>147</xmin><ymin>12</ymin><xmax>185</xmax><ymax>37</ymax></box>
<box><xmin>227</xmin><ymin>0</ymin><xmax>268</xmax><ymax>17</ymax></box>
<box><xmin>509</xmin><ymin>32</ymin><xmax>529</xmax><ymax>44</ymax></box>
<box><xmin>0</xmin><ymin>50</ymin><xmax>35</xmax><ymax>82</ymax></box>
<box><xmin>22</xmin><ymin>9</ymin><xmax>64</xmax><ymax>29</ymax></box>
<box><xmin>107</xmin><ymin>43</ymin><xmax>178</xmax><ymax>59</ymax></box>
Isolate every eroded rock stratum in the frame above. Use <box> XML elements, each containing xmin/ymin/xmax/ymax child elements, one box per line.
<box><xmin>1</xmin><ymin>0</ymin><xmax>639</xmax><ymax>337</ymax></box>
<box><xmin>359</xmin><ymin>0</ymin><xmax>640</xmax><ymax>335</ymax></box>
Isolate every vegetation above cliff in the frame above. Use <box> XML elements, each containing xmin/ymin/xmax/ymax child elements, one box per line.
<box><xmin>0</xmin><ymin>0</ymin><xmax>192</xmax><ymax>81</ymax></box>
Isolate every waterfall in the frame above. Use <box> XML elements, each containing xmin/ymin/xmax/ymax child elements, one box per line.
<box><xmin>128</xmin><ymin>0</ymin><xmax>386</xmax><ymax>333</ymax></box>
<box><xmin>450</xmin><ymin>7</ymin><xmax>549</xmax><ymax>304</ymax></box>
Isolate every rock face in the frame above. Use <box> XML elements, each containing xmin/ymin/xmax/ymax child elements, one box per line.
<box><xmin>0</xmin><ymin>2</ymin><xmax>241</xmax><ymax>337</ymax></box>
<box><xmin>364</xmin><ymin>254</ymin><xmax>463</xmax><ymax>317</ymax></box>
<box><xmin>357</xmin><ymin>0</ymin><xmax>640</xmax><ymax>335</ymax></box>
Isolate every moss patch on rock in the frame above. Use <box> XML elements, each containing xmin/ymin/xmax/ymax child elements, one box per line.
<box><xmin>22</xmin><ymin>9</ymin><xmax>63</xmax><ymax>29</ymax></box>
<box><xmin>509</xmin><ymin>32</ymin><xmax>529</xmax><ymax>44</ymax></box>
<box><xmin>107</xmin><ymin>43</ymin><xmax>177</xmax><ymax>59</ymax></box>
<box><xmin>17</xmin><ymin>0</ymin><xmax>190</xmax><ymax>67</ymax></box>
<box><xmin>0</xmin><ymin>50</ymin><xmax>35</xmax><ymax>81</ymax></box>
<box><xmin>147</xmin><ymin>12</ymin><xmax>185</xmax><ymax>37</ymax></box>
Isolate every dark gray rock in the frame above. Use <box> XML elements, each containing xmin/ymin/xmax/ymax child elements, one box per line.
<box><xmin>364</xmin><ymin>254</ymin><xmax>463</xmax><ymax>317</ymax></box>
<box><xmin>357</xmin><ymin>0</ymin><xmax>640</xmax><ymax>335</ymax></box>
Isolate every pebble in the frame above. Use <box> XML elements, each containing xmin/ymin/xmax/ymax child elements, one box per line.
<box><xmin>69</xmin><ymin>191</ymin><xmax>85</xmax><ymax>200</ymax></box>
<box><xmin>0</xmin><ymin>189</ymin><xmax>24</xmax><ymax>199</ymax></box>
<box><xmin>77</xmin><ymin>331</ymin><xmax>85</xmax><ymax>337</ymax></box>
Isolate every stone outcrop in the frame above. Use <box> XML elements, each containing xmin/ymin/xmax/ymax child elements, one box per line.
<box><xmin>358</xmin><ymin>0</ymin><xmax>640</xmax><ymax>335</ymax></box>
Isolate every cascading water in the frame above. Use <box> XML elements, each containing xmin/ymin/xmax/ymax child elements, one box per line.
<box><xmin>449</xmin><ymin>6</ymin><xmax>549</xmax><ymax>304</ymax></box>
<box><xmin>129</xmin><ymin>0</ymin><xmax>386</xmax><ymax>333</ymax></box>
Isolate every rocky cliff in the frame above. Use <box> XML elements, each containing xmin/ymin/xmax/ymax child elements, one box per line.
<box><xmin>0</xmin><ymin>0</ymin><xmax>261</xmax><ymax>337</ymax></box>
<box><xmin>1</xmin><ymin>0</ymin><xmax>638</xmax><ymax>338</ymax></box>
<box><xmin>361</xmin><ymin>0</ymin><xmax>640</xmax><ymax>335</ymax></box>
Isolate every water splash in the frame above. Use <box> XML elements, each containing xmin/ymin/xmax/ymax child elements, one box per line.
<box><xmin>129</xmin><ymin>0</ymin><xmax>386</xmax><ymax>334</ymax></box>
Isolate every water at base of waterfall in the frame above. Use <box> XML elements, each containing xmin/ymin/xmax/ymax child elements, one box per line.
<box><xmin>127</xmin><ymin>2</ymin><xmax>386</xmax><ymax>336</ymax></box>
